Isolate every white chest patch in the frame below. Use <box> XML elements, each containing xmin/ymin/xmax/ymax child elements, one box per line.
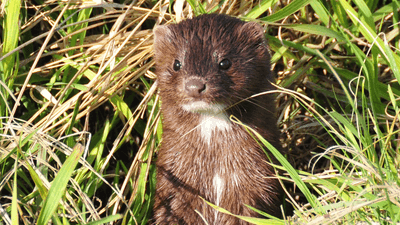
<box><xmin>199</xmin><ymin>114</ymin><xmax>231</xmax><ymax>145</ymax></box>
<box><xmin>212</xmin><ymin>174</ymin><xmax>224</xmax><ymax>222</ymax></box>
<box><xmin>181</xmin><ymin>101</ymin><xmax>232</xmax><ymax>144</ymax></box>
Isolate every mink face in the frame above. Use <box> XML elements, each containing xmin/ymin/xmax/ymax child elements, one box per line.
<box><xmin>154</xmin><ymin>14</ymin><xmax>273</xmax><ymax>123</ymax></box>
<box><xmin>153</xmin><ymin>14</ymin><xmax>282</xmax><ymax>225</ymax></box>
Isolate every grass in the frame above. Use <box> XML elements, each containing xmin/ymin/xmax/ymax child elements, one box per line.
<box><xmin>1</xmin><ymin>0</ymin><xmax>399</xmax><ymax>224</ymax></box>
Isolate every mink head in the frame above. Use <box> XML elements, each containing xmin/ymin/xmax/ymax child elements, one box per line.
<box><xmin>154</xmin><ymin>14</ymin><xmax>272</xmax><ymax>116</ymax></box>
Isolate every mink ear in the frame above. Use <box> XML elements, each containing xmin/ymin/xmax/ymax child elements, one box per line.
<box><xmin>154</xmin><ymin>25</ymin><xmax>173</xmax><ymax>45</ymax></box>
<box><xmin>240</xmin><ymin>21</ymin><xmax>267</xmax><ymax>44</ymax></box>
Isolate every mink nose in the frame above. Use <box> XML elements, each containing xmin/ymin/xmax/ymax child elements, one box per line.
<box><xmin>185</xmin><ymin>79</ymin><xmax>206</xmax><ymax>97</ymax></box>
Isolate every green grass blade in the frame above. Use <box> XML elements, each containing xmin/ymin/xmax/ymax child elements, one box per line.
<box><xmin>384</xmin><ymin>39</ymin><xmax>400</xmax><ymax>85</ymax></box>
<box><xmin>340</xmin><ymin>0</ymin><xmax>400</xmax><ymax>84</ymax></box>
<box><xmin>230</xmin><ymin>116</ymin><xmax>323</xmax><ymax>212</ymax></box>
<box><xmin>245</xmin><ymin>0</ymin><xmax>279</xmax><ymax>19</ymax></box>
<box><xmin>36</xmin><ymin>144</ymin><xmax>84</xmax><ymax>224</ymax></box>
<box><xmin>201</xmin><ymin>198</ymin><xmax>284</xmax><ymax>225</ymax></box>
<box><xmin>328</xmin><ymin>111</ymin><xmax>360</xmax><ymax>150</ymax></box>
<box><xmin>1</xmin><ymin>0</ymin><xmax>21</xmax><ymax>79</ymax></box>
<box><xmin>286</xmin><ymin>24</ymin><xmax>346</xmax><ymax>41</ymax></box>
<box><xmin>26</xmin><ymin>156</ymin><xmax>49</xmax><ymax>200</ymax></box>
<box><xmin>309</xmin><ymin>1</ymin><xmax>329</xmax><ymax>25</ymax></box>
<box><xmin>331</xmin><ymin>0</ymin><xmax>349</xmax><ymax>27</ymax></box>
<box><xmin>11</xmin><ymin>153</ymin><xmax>19</xmax><ymax>225</ymax></box>
<box><xmin>261</xmin><ymin>0</ymin><xmax>312</xmax><ymax>22</ymax></box>
<box><xmin>186</xmin><ymin>0</ymin><xmax>207</xmax><ymax>15</ymax></box>
<box><xmin>353</xmin><ymin>0</ymin><xmax>375</xmax><ymax>28</ymax></box>
<box><xmin>85</xmin><ymin>214</ymin><xmax>123</xmax><ymax>225</ymax></box>
<box><xmin>110</xmin><ymin>95</ymin><xmax>134</xmax><ymax>126</ymax></box>
<box><xmin>1</xmin><ymin>0</ymin><xmax>21</xmax><ymax>116</ymax></box>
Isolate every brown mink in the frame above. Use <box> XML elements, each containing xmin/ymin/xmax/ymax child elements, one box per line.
<box><xmin>152</xmin><ymin>14</ymin><xmax>282</xmax><ymax>224</ymax></box>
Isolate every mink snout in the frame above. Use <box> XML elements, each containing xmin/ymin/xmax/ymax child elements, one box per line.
<box><xmin>185</xmin><ymin>78</ymin><xmax>207</xmax><ymax>98</ymax></box>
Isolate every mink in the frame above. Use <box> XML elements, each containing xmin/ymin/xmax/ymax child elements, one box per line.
<box><xmin>152</xmin><ymin>14</ymin><xmax>282</xmax><ymax>224</ymax></box>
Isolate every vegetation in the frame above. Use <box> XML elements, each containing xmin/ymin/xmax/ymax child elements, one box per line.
<box><xmin>0</xmin><ymin>0</ymin><xmax>399</xmax><ymax>224</ymax></box>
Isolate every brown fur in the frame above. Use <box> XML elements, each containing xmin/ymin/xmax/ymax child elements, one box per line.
<box><xmin>152</xmin><ymin>14</ymin><xmax>282</xmax><ymax>224</ymax></box>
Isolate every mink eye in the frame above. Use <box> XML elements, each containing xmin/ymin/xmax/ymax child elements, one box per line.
<box><xmin>219</xmin><ymin>59</ymin><xmax>231</xmax><ymax>70</ymax></box>
<box><xmin>173</xmin><ymin>60</ymin><xmax>181</xmax><ymax>71</ymax></box>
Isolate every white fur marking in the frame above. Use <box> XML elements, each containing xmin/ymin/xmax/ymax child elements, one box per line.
<box><xmin>181</xmin><ymin>102</ymin><xmax>232</xmax><ymax>144</ymax></box>
<box><xmin>182</xmin><ymin>101</ymin><xmax>225</xmax><ymax>114</ymax></box>
<box><xmin>232</xmin><ymin>173</ymin><xmax>239</xmax><ymax>187</ymax></box>
<box><xmin>213</xmin><ymin>174</ymin><xmax>224</xmax><ymax>222</ymax></box>
<box><xmin>199</xmin><ymin>114</ymin><xmax>231</xmax><ymax>145</ymax></box>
